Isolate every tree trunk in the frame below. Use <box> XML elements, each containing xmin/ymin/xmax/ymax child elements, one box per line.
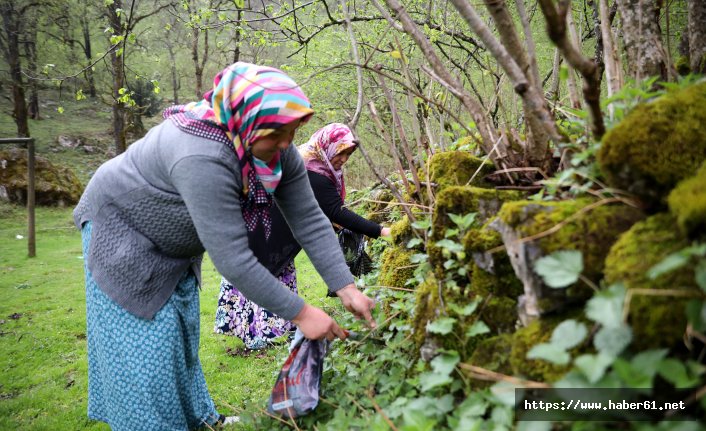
<box><xmin>0</xmin><ymin>1</ymin><xmax>30</xmax><ymax>137</ymax></box>
<box><xmin>599</xmin><ymin>0</ymin><xmax>622</xmax><ymax>118</ymax></box>
<box><xmin>687</xmin><ymin>0</ymin><xmax>706</xmax><ymax>73</ymax></box>
<box><xmin>483</xmin><ymin>0</ymin><xmax>533</xmax><ymax>88</ymax></box>
<box><xmin>233</xmin><ymin>9</ymin><xmax>242</xmax><ymax>63</ymax></box>
<box><xmin>107</xmin><ymin>0</ymin><xmax>127</xmax><ymax>154</ymax></box>
<box><xmin>81</xmin><ymin>15</ymin><xmax>97</xmax><ymax>98</ymax></box>
<box><xmin>167</xmin><ymin>43</ymin><xmax>180</xmax><ymax>104</ymax></box>
<box><xmin>616</xmin><ymin>0</ymin><xmax>668</xmax><ymax>81</ymax></box>
<box><xmin>515</xmin><ymin>0</ymin><xmax>541</xmax><ymax>91</ymax></box>
<box><xmin>24</xmin><ymin>11</ymin><xmax>39</xmax><ymax>120</ymax></box>
<box><xmin>192</xmin><ymin>25</ymin><xmax>203</xmax><ymax>99</ymax></box>
<box><xmin>566</xmin><ymin>6</ymin><xmax>582</xmax><ymax>109</ymax></box>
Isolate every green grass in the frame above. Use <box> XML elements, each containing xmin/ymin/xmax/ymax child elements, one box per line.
<box><xmin>0</xmin><ymin>202</ymin><xmax>340</xmax><ymax>430</ymax></box>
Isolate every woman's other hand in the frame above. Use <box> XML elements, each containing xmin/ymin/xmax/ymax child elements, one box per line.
<box><xmin>292</xmin><ymin>304</ymin><xmax>347</xmax><ymax>341</ymax></box>
<box><xmin>336</xmin><ymin>284</ymin><xmax>377</xmax><ymax>328</ymax></box>
<box><xmin>380</xmin><ymin>227</ymin><xmax>391</xmax><ymax>237</ymax></box>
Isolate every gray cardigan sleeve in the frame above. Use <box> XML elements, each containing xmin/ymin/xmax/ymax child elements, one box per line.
<box><xmin>169</xmin><ymin>151</ymin><xmax>306</xmax><ymax>321</ymax></box>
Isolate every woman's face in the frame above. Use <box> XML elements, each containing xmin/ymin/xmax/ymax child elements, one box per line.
<box><xmin>250</xmin><ymin>120</ymin><xmax>301</xmax><ymax>162</ymax></box>
<box><xmin>330</xmin><ymin>147</ymin><xmax>355</xmax><ymax>170</ymax></box>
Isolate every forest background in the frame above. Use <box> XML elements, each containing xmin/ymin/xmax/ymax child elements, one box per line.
<box><xmin>2</xmin><ymin>0</ymin><xmax>706</xmax><ymax>430</ymax></box>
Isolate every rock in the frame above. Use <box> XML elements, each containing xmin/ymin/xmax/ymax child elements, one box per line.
<box><xmin>468</xmin><ymin>334</ymin><xmax>513</xmax><ymax>389</ymax></box>
<box><xmin>0</xmin><ymin>148</ymin><xmax>83</xmax><ymax>206</ymax></box>
<box><xmin>429</xmin><ymin>151</ymin><xmax>495</xmax><ymax>191</ymax></box>
<box><xmin>604</xmin><ymin>213</ymin><xmax>697</xmax><ymax>350</ymax></box>
<box><xmin>57</xmin><ymin>135</ymin><xmax>82</xmax><ymax>149</ymax></box>
<box><xmin>667</xmin><ymin>160</ymin><xmax>706</xmax><ymax>239</ymax></box>
<box><xmin>598</xmin><ymin>81</ymin><xmax>706</xmax><ymax>209</ymax></box>
<box><xmin>493</xmin><ymin>199</ymin><xmax>643</xmax><ymax>325</ymax></box>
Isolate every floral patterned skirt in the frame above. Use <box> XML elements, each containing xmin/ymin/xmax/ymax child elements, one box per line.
<box><xmin>214</xmin><ymin>259</ymin><xmax>297</xmax><ymax>349</ymax></box>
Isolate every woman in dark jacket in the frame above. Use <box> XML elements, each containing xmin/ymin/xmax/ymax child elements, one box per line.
<box><xmin>214</xmin><ymin>123</ymin><xmax>390</xmax><ymax>349</ymax></box>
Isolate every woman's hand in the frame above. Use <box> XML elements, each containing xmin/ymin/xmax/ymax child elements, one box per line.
<box><xmin>380</xmin><ymin>227</ymin><xmax>391</xmax><ymax>237</ymax></box>
<box><xmin>336</xmin><ymin>284</ymin><xmax>377</xmax><ymax>328</ymax></box>
<box><xmin>291</xmin><ymin>304</ymin><xmax>347</xmax><ymax>341</ymax></box>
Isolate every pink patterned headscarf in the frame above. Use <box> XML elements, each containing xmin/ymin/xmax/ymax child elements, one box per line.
<box><xmin>298</xmin><ymin>123</ymin><xmax>357</xmax><ymax>200</ymax></box>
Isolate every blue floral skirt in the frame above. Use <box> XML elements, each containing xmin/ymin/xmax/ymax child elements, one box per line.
<box><xmin>214</xmin><ymin>260</ymin><xmax>297</xmax><ymax>349</ymax></box>
<box><xmin>82</xmin><ymin>222</ymin><xmax>219</xmax><ymax>431</ymax></box>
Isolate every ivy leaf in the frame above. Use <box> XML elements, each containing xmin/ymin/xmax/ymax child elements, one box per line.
<box><xmin>427</xmin><ymin>317</ymin><xmax>456</xmax><ymax>335</ymax></box>
<box><xmin>614</xmin><ymin>349</ymin><xmax>667</xmax><ymax>388</ymax></box>
<box><xmin>574</xmin><ymin>353</ymin><xmax>614</xmax><ymax>384</ymax></box>
<box><xmin>594</xmin><ymin>324</ymin><xmax>632</xmax><ymax>356</ymax></box>
<box><xmin>465</xmin><ymin>321</ymin><xmax>490</xmax><ymax>338</ymax></box>
<box><xmin>533</xmin><ymin>250</ymin><xmax>583</xmax><ymax>288</ymax></box>
<box><xmin>586</xmin><ymin>283</ymin><xmax>626</xmax><ymax>328</ymax></box>
<box><xmin>658</xmin><ymin>358</ymin><xmax>701</xmax><ymax>388</ymax></box>
<box><xmin>647</xmin><ymin>253</ymin><xmax>690</xmax><ymax>279</ymax></box>
<box><xmin>430</xmin><ymin>351</ymin><xmax>460</xmax><ymax>376</ymax></box>
<box><xmin>401</xmin><ymin>409</ymin><xmax>438</xmax><ymax>431</ymax></box>
<box><xmin>436</xmin><ymin>239</ymin><xmax>464</xmax><ymax>254</ymax></box>
<box><xmin>407</xmin><ymin>238</ymin><xmax>423</xmax><ymax>248</ymax></box>
<box><xmin>550</xmin><ymin>319</ymin><xmax>588</xmax><ymax>350</ymax></box>
<box><xmin>419</xmin><ymin>371</ymin><xmax>453</xmax><ymax>391</ymax></box>
<box><xmin>449</xmin><ymin>213</ymin><xmax>477</xmax><ymax>230</ymax></box>
<box><xmin>695</xmin><ymin>260</ymin><xmax>706</xmax><ymax>292</ymax></box>
<box><xmin>448</xmin><ymin>298</ymin><xmax>480</xmax><ymax>316</ymax></box>
<box><xmin>527</xmin><ymin>343</ymin><xmax>570</xmax><ymax>365</ymax></box>
<box><xmin>490</xmin><ymin>381</ymin><xmax>518</xmax><ymax>406</ymax></box>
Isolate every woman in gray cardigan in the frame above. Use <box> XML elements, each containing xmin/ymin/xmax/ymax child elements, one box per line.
<box><xmin>74</xmin><ymin>62</ymin><xmax>375</xmax><ymax>430</ymax></box>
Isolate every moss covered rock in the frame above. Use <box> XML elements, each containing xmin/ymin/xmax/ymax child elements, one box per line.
<box><xmin>598</xmin><ymin>82</ymin><xmax>706</xmax><ymax>208</ymax></box>
<box><xmin>467</xmin><ymin>334</ymin><xmax>513</xmax><ymax>389</ymax></box>
<box><xmin>433</xmin><ymin>186</ymin><xmax>524</xmax><ymax>240</ymax></box>
<box><xmin>667</xmin><ymin>160</ymin><xmax>706</xmax><ymax>239</ymax></box>
<box><xmin>464</xmin><ymin>221</ymin><xmax>524</xmax><ymax>299</ymax></box>
<box><xmin>378</xmin><ymin>246</ymin><xmax>416</xmax><ymax>289</ymax></box>
<box><xmin>604</xmin><ymin>213</ymin><xmax>697</xmax><ymax>350</ymax></box>
<box><xmin>494</xmin><ymin>199</ymin><xmax>644</xmax><ymax>324</ymax></box>
<box><xmin>510</xmin><ymin>315</ymin><xmax>576</xmax><ymax>382</ymax></box>
<box><xmin>429</xmin><ymin>151</ymin><xmax>494</xmax><ymax>191</ymax></box>
<box><xmin>0</xmin><ymin>148</ymin><xmax>82</xmax><ymax>206</ymax></box>
<box><xmin>411</xmin><ymin>274</ymin><xmax>441</xmax><ymax>349</ymax></box>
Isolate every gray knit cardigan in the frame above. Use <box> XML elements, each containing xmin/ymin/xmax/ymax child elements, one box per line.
<box><xmin>74</xmin><ymin>121</ymin><xmax>353</xmax><ymax>320</ymax></box>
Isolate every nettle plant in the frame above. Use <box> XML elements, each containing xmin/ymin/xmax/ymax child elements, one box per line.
<box><xmin>530</xmin><ymin>246</ymin><xmax>706</xmax><ymax>423</ymax></box>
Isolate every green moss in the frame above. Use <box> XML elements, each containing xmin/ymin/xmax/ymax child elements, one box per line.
<box><xmin>429</xmin><ymin>151</ymin><xmax>495</xmax><ymax>191</ymax></box>
<box><xmin>498</xmin><ymin>199</ymin><xmax>644</xmax><ymax>286</ymax></box>
<box><xmin>464</xmin><ymin>221</ymin><xmax>524</xmax><ymax>298</ymax></box>
<box><xmin>509</xmin><ymin>315</ymin><xmax>576</xmax><ymax>382</ymax></box>
<box><xmin>378</xmin><ymin>247</ymin><xmax>416</xmax><ymax>289</ymax></box>
<box><xmin>467</xmin><ymin>334</ymin><xmax>513</xmax><ymax>389</ymax></box>
<box><xmin>598</xmin><ymin>82</ymin><xmax>706</xmax><ymax>208</ymax></box>
<box><xmin>0</xmin><ymin>149</ymin><xmax>82</xmax><ymax>206</ymax></box>
<box><xmin>363</xmin><ymin>187</ymin><xmax>394</xmax><ymax>224</ymax></box>
<box><xmin>481</xmin><ymin>296</ymin><xmax>517</xmax><ymax>334</ymax></box>
<box><xmin>433</xmin><ymin>186</ymin><xmax>524</xmax><ymax>241</ymax></box>
<box><xmin>668</xmin><ymin>161</ymin><xmax>706</xmax><ymax>239</ymax></box>
<box><xmin>411</xmin><ymin>274</ymin><xmax>440</xmax><ymax>348</ymax></box>
<box><xmin>675</xmin><ymin>56</ymin><xmax>691</xmax><ymax>76</ymax></box>
<box><xmin>604</xmin><ymin>213</ymin><xmax>696</xmax><ymax>350</ymax></box>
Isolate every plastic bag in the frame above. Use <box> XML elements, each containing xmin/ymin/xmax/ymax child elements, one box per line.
<box><xmin>337</xmin><ymin>228</ymin><xmax>374</xmax><ymax>277</ymax></box>
<box><xmin>267</xmin><ymin>329</ymin><xmax>330</xmax><ymax>418</ymax></box>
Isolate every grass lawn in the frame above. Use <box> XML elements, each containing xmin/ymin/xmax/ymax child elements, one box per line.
<box><xmin>0</xmin><ymin>202</ymin><xmax>340</xmax><ymax>430</ymax></box>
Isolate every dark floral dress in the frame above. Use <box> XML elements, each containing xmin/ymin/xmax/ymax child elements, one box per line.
<box><xmin>214</xmin><ymin>259</ymin><xmax>297</xmax><ymax>349</ymax></box>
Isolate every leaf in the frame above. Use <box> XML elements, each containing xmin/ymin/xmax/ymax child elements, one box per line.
<box><xmin>695</xmin><ymin>260</ymin><xmax>706</xmax><ymax>292</ymax></box>
<box><xmin>435</xmin><ymin>239</ymin><xmax>464</xmax><ymax>254</ymax></box>
<box><xmin>419</xmin><ymin>371</ymin><xmax>453</xmax><ymax>391</ymax></box>
<box><xmin>658</xmin><ymin>358</ymin><xmax>701</xmax><ymax>388</ymax></box>
<box><xmin>490</xmin><ymin>381</ymin><xmax>518</xmax><ymax>406</ymax></box>
<box><xmin>533</xmin><ymin>250</ymin><xmax>583</xmax><ymax>288</ymax></box>
<box><xmin>594</xmin><ymin>324</ymin><xmax>632</xmax><ymax>356</ymax></box>
<box><xmin>550</xmin><ymin>319</ymin><xmax>588</xmax><ymax>350</ymax></box>
<box><xmin>614</xmin><ymin>349</ymin><xmax>667</xmax><ymax>388</ymax></box>
<box><xmin>527</xmin><ymin>343</ymin><xmax>570</xmax><ymax>365</ymax></box>
<box><xmin>465</xmin><ymin>321</ymin><xmax>490</xmax><ymax>338</ymax></box>
<box><xmin>647</xmin><ymin>253</ymin><xmax>690</xmax><ymax>279</ymax></box>
<box><xmin>57</xmin><ymin>106</ymin><xmax>64</xmax><ymax>114</ymax></box>
<box><xmin>426</xmin><ymin>317</ymin><xmax>456</xmax><ymax>335</ymax></box>
<box><xmin>448</xmin><ymin>299</ymin><xmax>480</xmax><ymax>316</ymax></box>
<box><xmin>430</xmin><ymin>351</ymin><xmax>460</xmax><ymax>375</ymax></box>
<box><xmin>390</xmin><ymin>50</ymin><xmax>402</xmax><ymax>59</ymax></box>
<box><xmin>574</xmin><ymin>353</ymin><xmax>614</xmax><ymax>384</ymax></box>
<box><xmin>586</xmin><ymin>283</ymin><xmax>626</xmax><ymax>328</ymax></box>
<box><xmin>407</xmin><ymin>238</ymin><xmax>423</xmax><ymax>248</ymax></box>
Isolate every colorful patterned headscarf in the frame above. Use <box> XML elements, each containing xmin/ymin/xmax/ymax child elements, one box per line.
<box><xmin>298</xmin><ymin>123</ymin><xmax>357</xmax><ymax>200</ymax></box>
<box><xmin>163</xmin><ymin>62</ymin><xmax>314</xmax><ymax>238</ymax></box>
